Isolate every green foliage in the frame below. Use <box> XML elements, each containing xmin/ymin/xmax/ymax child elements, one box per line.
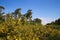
<box><xmin>47</xmin><ymin>18</ymin><xmax>60</xmax><ymax>25</ymax></box>
<box><xmin>46</xmin><ymin>18</ymin><xmax>60</xmax><ymax>29</ymax></box>
<box><xmin>55</xmin><ymin>18</ymin><xmax>60</xmax><ymax>25</ymax></box>
<box><xmin>0</xmin><ymin>6</ymin><xmax>60</xmax><ymax>40</ymax></box>
<box><xmin>33</xmin><ymin>18</ymin><xmax>41</xmax><ymax>25</ymax></box>
<box><xmin>0</xmin><ymin>6</ymin><xmax>5</xmax><ymax>12</ymax></box>
<box><xmin>25</xmin><ymin>9</ymin><xmax>32</xmax><ymax>21</ymax></box>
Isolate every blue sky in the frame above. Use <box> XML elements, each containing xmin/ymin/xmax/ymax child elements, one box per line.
<box><xmin>0</xmin><ymin>0</ymin><xmax>60</xmax><ymax>24</ymax></box>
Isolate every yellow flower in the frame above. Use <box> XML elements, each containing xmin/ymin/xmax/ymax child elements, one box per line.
<box><xmin>7</xmin><ymin>36</ymin><xmax>10</xmax><ymax>39</ymax></box>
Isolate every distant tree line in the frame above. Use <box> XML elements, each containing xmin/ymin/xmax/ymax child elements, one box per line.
<box><xmin>47</xmin><ymin>18</ymin><xmax>60</xmax><ymax>25</ymax></box>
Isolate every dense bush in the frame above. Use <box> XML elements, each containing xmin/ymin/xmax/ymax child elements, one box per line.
<box><xmin>0</xmin><ymin>19</ymin><xmax>60</xmax><ymax>40</ymax></box>
<box><xmin>0</xmin><ymin>6</ymin><xmax>60</xmax><ymax>40</ymax></box>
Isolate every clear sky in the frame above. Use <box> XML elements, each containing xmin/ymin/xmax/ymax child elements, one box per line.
<box><xmin>0</xmin><ymin>0</ymin><xmax>60</xmax><ymax>24</ymax></box>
